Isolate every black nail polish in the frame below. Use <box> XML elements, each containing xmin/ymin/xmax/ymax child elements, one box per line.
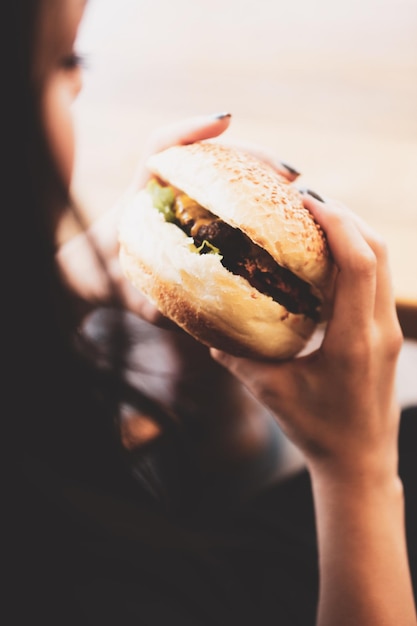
<box><xmin>212</xmin><ymin>112</ymin><xmax>232</xmax><ymax>120</ymax></box>
<box><xmin>280</xmin><ymin>161</ymin><xmax>301</xmax><ymax>177</ymax></box>
<box><xmin>299</xmin><ymin>188</ymin><xmax>324</xmax><ymax>202</ymax></box>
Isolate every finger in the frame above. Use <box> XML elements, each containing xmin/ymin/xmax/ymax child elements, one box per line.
<box><xmin>305</xmin><ymin>194</ymin><xmax>399</xmax><ymax>328</ymax></box>
<box><xmin>146</xmin><ymin>112</ymin><xmax>232</xmax><ymax>153</ymax></box>
<box><xmin>216</xmin><ymin>137</ymin><xmax>301</xmax><ymax>182</ymax></box>
<box><xmin>345</xmin><ymin>213</ymin><xmax>399</xmax><ymax>327</ymax></box>
<box><xmin>303</xmin><ymin>195</ymin><xmax>377</xmax><ymax>336</ymax></box>
<box><xmin>133</xmin><ymin>112</ymin><xmax>232</xmax><ymax>188</ymax></box>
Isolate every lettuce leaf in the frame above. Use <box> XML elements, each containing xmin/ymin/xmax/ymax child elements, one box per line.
<box><xmin>147</xmin><ymin>179</ymin><xmax>176</xmax><ymax>222</ymax></box>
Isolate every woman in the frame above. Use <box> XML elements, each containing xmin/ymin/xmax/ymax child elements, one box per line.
<box><xmin>8</xmin><ymin>0</ymin><xmax>416</xmax><ymax>624</ymax></box>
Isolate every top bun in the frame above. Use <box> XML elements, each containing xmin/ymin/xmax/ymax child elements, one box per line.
<box><xmin>147</xmin><ymin>141</ymin><xmax>334</xmax><ymax>299</ymax></box>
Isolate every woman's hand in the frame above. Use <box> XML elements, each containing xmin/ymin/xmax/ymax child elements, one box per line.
<box><xmin>56</xmin><ymin>113</ymin><xmax>234</xmax><ymax>323</ymax></box>
<box><xmin>57</xmin><ymin>113</ymin><xmax>301</xmax><ymax>325</ymax></box>
<box><xmin>211</xmin><ymin>194</ymin><xmax>417</xmax><ymax>625</ymax></box>
<box><xmin>211</xmin><ymin>193</ymin><xmax>403</xmax><ymax>480</ymax></box>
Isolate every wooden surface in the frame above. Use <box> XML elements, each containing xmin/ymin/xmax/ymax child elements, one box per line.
<box><xmin>69</xmin><ymin>0</ymin><xmax>417</xmax><ymax>309</ymax></box>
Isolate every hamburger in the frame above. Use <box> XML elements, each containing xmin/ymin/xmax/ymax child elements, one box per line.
<box><xmin>118</xmin><ymin>141</ymin><xmax>335</xmax><ymax>360</ymax></box>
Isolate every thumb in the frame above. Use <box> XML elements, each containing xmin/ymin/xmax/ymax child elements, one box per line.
<box><xmin>133</xmin><ymin>112</ymin><xmax>232</xmax><ymax>189</ymax></box>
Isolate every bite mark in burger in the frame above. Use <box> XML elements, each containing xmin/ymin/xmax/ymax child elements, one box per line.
<box><xmin>118</xmin><ymin>141</ymin><xmax>336</xmax><ymax>360</ymax></box>
<box><xmin>148</xmin><ymin>179</ymin><xmax>321</xmax><ymax>320</ymax></box>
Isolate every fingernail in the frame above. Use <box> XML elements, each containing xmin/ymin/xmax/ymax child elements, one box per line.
<box><xmin>211</xmin><ymin>112</ymin><xmax>232</xmax><ymax>120</ymax></box>
<box><xmin>299</xmin><ymin>188</ymin><xmax>324</xmax><ymax>202</ymax></box>
<box><xmin>280</xmin><ymin>161</ymin><xmax>301</xmax><ymax>177</ymax></box>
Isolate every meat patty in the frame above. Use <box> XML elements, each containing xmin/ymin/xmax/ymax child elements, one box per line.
<box><xmin>173</xmin><ymin>193</ymin><xmax>320</xmax><ymax>320</ymax></box>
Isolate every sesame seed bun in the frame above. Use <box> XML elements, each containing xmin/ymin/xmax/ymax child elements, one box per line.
<box><xmin>118</xmin><ymin>141</ymin><xmax>335</xmax><ymax>360</ymax></box>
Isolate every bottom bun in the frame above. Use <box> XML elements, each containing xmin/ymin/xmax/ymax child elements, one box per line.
<box><xmin>118</xmin><ymin>190</ymin><xmax>317</xmax><ymax>360</ymax></box>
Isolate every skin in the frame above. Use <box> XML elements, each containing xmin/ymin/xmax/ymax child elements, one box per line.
<box><xmin>211</xmin><ymin>196</ymin><xmax>416</xmax><ymax>625</ymax></box>
<box><xmin>40</xmin><ymin>0</ymin><xmax>87</xmax><ymax>186</ymax></box>
<box><xmin>48</xmin><ymin>1</ymin><xmax>416</xmax><ymax>623</ymax></box>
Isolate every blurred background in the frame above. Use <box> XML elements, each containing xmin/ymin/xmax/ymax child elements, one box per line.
<box><xmin>70</xmin><ymin>0</ymin><xmax>417</xmax><ymax>310</ymax></box>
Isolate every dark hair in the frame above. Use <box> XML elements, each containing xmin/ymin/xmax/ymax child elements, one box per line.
<box><xmin>7</xmin><ymin>5</ymin><xmax>202</xmax><ymax>619</ymax></box>
<box><xmin>8</xmin><ymin>1</ymin><xmax>192</xmax><ymax>515</ymax></box>
<box><xmin>8</xmin><ymin>0</ymin><xmax>136</xmax><ymax>494</ymax></box>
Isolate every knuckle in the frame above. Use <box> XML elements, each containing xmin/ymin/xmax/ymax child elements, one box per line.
<box><xmin>385</xmin><ymin>325</ymin><xmax>404</xmax><ymax>359</ymax></box>
<box><xmin>346</xmin><ymin>337</ymin><xmax>372</xmax><ymax>362</ymax></box>
<box><xmin>370</xmin><ymin>233</ymin><xmax>389</xmax><ymax>261</ymax></box>
<box><xmin>325</xmin><ymin>335</ymin><xmax>372</xmax><ymax>369</ymax></box>
<box><xmin>349</xmin><ymin>249</ymin><xmax>376</xmax><ymax>277</ymax></box>
<box><xmin>325</xmin><ymin>208</ymin><xmax>345</xmax><ymax>227</ymax></box>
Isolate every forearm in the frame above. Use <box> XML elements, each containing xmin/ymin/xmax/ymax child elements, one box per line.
<box><xmin>311</xmin><ymin>467</ymin><xmax>416</xmax><ymax>626</ymax></box>
<box><xmin>56</xmin><ymin>204</ymin><xmax>120</xmax><ymax>307</ymax></box>
<box><xmin>56</xmin><ymin>199</ymin><xmax>151</xmax><ymax>321</ymax></box>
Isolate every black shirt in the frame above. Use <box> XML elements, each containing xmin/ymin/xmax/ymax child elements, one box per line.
<box><xmin>9</xmin><ymin>406</ymin><xmax>417</xmax><ymax>626</ymax></box>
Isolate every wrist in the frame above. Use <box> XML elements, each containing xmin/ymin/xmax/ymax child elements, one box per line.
<box><xmin>306</xmin><ymin>435</ymin><xmax>400</xmax><ymax>489</ymax></box>
<box><xmin>309</xmin><ymin>456</ymin><xmax>404</xmax><ymax>513</ymax></box>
